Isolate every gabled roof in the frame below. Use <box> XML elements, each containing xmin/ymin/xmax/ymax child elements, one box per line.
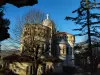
<box><xmin>55</xmin><ymin>32</ymin><xmax>74</xmax><ymax>36</ymax></box>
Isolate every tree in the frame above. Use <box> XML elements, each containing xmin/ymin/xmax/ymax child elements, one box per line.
<box><xmin>91</xmin><ymin>37</ymin><xmax>100</xmax><ymax>57</ymax></box>
<box><xmin>0</xmin><ymin>0</ymin><xmax>38</xmax><ymax>50</ymax></box>
<box><xmin>0</xmin><ymin>0</ymin><xmax>38</xmax><ymax>8</ymax></box>
<box><xmin>0</xmin><ymin>0</ymin><xmax>37</xmax><ymax>71</ymax></box>
<box><xmin>21</xmin><ymin>24</ymin><xmax>51</xmax><ymax>75</ymax></box>
<box><xmin>65</xmin><ymin>0</ymin><xmax>100</xmax><ymax>74</ymax></box>
<box><xmin>0</xmin><ymin>6</ymin><xmax>10</xmax><ymax>61</ymax></box>
<box><xmin>0</xmin><ymin>6</ymin><xmax>10</xmax><ymax>41</ymax></box>
<box><xmin>8</xmin><ymin>9</ymin><xmax>45</xmax><ymax>49</ymax></box>
<box><xmin>5</xmin><ymin>9</ymin><xmax>48</xmax><ymax>75</ymax></box>
<box><xmin>22</xmin><ymin>9</ymin><xmax>45</xmax><ymax>24</ymax></box>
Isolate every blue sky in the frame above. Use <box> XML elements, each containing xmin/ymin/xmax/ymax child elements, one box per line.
<box><xmin>3</xmin><ymin>0</ymin><xmax>99</xmax><ymax>44</ymax></box>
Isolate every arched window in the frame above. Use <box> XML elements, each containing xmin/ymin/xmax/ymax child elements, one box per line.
<box><xmin>63</xmin><ymin>45</ymin><xmax>66</xmax><ymax>54</ymax></box>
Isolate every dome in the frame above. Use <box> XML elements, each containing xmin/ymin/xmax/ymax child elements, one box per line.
<box><xmin>42</xmin><ymin>14</ymin><xmax>53</xmax><ymax>26</ymax></box>
<box><xmin>42</xmin><ymin>19</ymin><xmax>52</xmax><ymax>26</ymax></box>
<box><xmin>60</xmin><ymin>39</ymin><xmax>66</xmax><ymax>44</ymax></box>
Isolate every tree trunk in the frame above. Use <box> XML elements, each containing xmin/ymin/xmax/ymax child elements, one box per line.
<box><xmin>87</xmin><ymin>8</ymin><xmax>93</xmax><ymax>75</ymax></box>
<box><xmin>33</xmin><ymin>61</ymin><xmax>39</xmax><ymax>75</ymax></box>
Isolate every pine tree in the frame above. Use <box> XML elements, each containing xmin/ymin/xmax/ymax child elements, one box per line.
<box><xmin>0</xmin><ymin>6</ymin><xmax>10</xmax><ymax>41</ymax></box>
<box><xmin>65</xmin><ymin>0</ymin><xmax>100</xmax><ymax>74</ymax></box>
<box><xmin>0</xmin><ymin>6</ymin><xmax>10</xmax><ymax>60</ymax></box>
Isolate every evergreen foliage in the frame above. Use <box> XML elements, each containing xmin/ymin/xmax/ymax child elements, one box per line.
<box><xmin>65</xmin><ymin>0</ymin><xmax>100</xmax><ymax>38</ymax></box>
<box><xmin>0</xmin><ymin>6</ymin><xmax>10</xmax><ymax>41</ymax></box>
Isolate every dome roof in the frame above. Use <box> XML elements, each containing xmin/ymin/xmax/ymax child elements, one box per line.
<box><xmin>60</xmin><ymin>39</ymin><xmax>66</xmax><ymax>44</ymax></box>
<box><xmin>42</xmin><ymin>14</ymin><xmax>53</xmax><ymax>26</ymax></box>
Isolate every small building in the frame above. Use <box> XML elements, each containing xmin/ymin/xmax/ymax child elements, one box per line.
<box><xmin>53</xmin><ymin>32</ymin><xmax>75</xmax><ymax>71</ymax></box>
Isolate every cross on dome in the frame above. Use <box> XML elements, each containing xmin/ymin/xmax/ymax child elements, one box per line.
<box><xmin>46</xmin><ymin>14</ymin><xmax>49</xmax><ymax>19</ymax></box>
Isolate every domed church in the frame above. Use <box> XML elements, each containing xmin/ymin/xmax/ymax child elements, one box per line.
<box><xmin>3</xmin><ymin>14</ymin><xmax>75</xmax><ymax>75</ymax></box>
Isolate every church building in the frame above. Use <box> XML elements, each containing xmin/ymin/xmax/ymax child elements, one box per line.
<box><xmin>3</xmin><ymin>14</ymin><xmax>75</xmax><ymax>75</ymax></box>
